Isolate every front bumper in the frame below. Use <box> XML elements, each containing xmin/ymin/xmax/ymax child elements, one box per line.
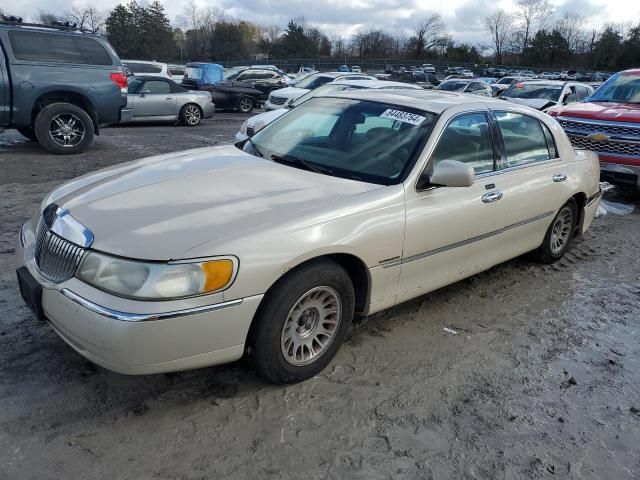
<box><xmin>16</xmin><ymin>221</ymin><xmax>263</xmax><ymax>375</ymax></box>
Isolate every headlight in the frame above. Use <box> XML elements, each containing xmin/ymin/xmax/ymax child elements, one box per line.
<box><xmin>76</xmin><ymin>252</ymin><xmax>236</xmax><ymax>300</ymax></box>
<box><xmin>240</xmin><ymin>120</ymin><xmax>248</xmax><ymax>134</ymax></box>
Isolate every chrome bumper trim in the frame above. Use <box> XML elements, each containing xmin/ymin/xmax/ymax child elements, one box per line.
<box><xmin>60</xmin><ymin>289</ymin><xmax>243</xmax><ymax>322</ymax></box>
<box><xmin>586</xmin><ymin>188</ymin><xmax>603</xmax><ymax>207</ymax></box>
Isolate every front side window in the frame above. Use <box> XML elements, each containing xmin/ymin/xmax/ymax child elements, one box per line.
<box><xmin>143</xmin><ymin>64</ymin><xmax>163</xmax><ymax>74</ymax></box>
<box><xmin>495</xmin><ymin>111</ymin><xmax>552</xmax><ymax>167</ymax></box>
<box><xmin>143</xmin><ymin>81</ymin><xmax>171</xmax><ymax>94</ymax></box>
<box><xmin>430</xmin><ymin>113</ymin><xmax>495</xmax><ymax>174</ymax></box>
<box><xmin>247</xmin><ymin>97</ymin><xmax>436</xmax><ymax>185</ymax></box>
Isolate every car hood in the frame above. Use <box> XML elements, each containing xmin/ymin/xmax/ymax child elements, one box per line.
<box><xmin>247</xmin><ymin>109</ymin><xmax>288</xmax><ymax>129</ymax></box>
<box><xmin>503</xmin><ymin>97</ymin><xmax>556</xmax><ymax>110</ymax></box>
<box><xmin>272</xmin><ymin>87</ymin><xmax>310</xmax><ymax>99</ymax></box>
<box><xmin>551</xmin><ymin>101</ymin><xmax>640</xmax><ymax>123</ymax></box>
<box><xmin>45</xmin><ymin>146</ymin><xmax>381</xmax><ymax>260</ymax></box>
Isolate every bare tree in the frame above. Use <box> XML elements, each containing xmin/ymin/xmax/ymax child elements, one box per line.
<box><xmin>409</xmin><ymin>14</ymin><xmax>446</xmax><ymax>58</ymax></box>
<box><xmin>65</xmin><ymin>5</ymin><xmax>104</xmax><ymax>32</ymax></box>
<box><xmin>485</xmin><ymin>10</ymin><xmax>514</xmax><ymax>64</ymax></box>
<box><xmin>37</xmin><ymin>9</ymin><xmax>60</xmax><ymax>25</ymax></box>
<box><xmin>514</xmin><ymin>0</ymin><xmax>554</xmax><ymax>53</ymax></box>
<box><xmin>555</xmin><ymin>12</ymin><xmax>585</xmax><ymax>52</ymax></box>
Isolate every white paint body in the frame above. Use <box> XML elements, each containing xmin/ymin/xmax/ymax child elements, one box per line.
<box><xmin>16</xmin><ymin>92</ymin><xmax>601</xmax><ymax>374</ymax></box>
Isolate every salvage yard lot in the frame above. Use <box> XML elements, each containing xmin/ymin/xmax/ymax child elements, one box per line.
<box><xmin>1</xmin><ymin>116</ymin><xmax>639</xmax><ymax>479</ymax></box>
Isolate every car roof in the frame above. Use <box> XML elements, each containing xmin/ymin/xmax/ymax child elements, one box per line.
<box><xmin>331</xmin><ymin>79</ymin><xmax>422</xmax><ymax>89</ymax></box>
<box><xmin>122</xmin><ymin>60</ymin><xmax>167</xmax><ymax>66</ymax></box>
<box><xmin>130</xmin><ymin>75</ymin><xmax>174</xmax><ymax>81</ymax></box>
<box><xmin>516</xmin><ymin>80</ymin><xmax>567</xmax><ymax>86</ymax></box>
<box><xmin>317</xmin><ymin>72</ymin><xmax>374</xmax><ymax>79</ymax></box>
<box><xmin>328</xmin><ymin>89</ymin><xmax>510</xmax><ymax>114</ymax></box>
<box><xmin>442</xmin><ymin>78</ymin><xmax>474</xmax><ymax>84</ymax></box>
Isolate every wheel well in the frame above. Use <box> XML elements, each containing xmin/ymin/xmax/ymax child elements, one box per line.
<box><xmin>32</xmin><ymin>92</ymin><xmax>98</xmax><ymax>134</ymax></box>
<box><xmin>571</xmin><ymin>192</ymin><xmax>587</xmax><ymax>237</ymax></box>
<box><xmin>244</xmin><ymin>253</ymin><xmax>370</xmax><ymax>353</ymax></box>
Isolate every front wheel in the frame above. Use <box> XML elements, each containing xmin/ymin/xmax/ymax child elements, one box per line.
<box><xmin>533</xmin><ymin>199</ymin><xmax>578</xmax><ymax>263</ymax></box>
<box><xmin>34</xmin><ymin>103</ymin><xmax>94</xmax><ymax>154</ymax></box>
<box><xmin>237</xmin><ymin>96</ymin><xmax>254</xmax><ymax>113</ymax></box>
<box><xmin>180</xmin><ymin>104</ymin><xmax>202</xmax><ymax>126</ymax></box>
<box><xmin>248</xmin><ymin>259</ymin><xmax>355</xmax><ymax>384</ymax></box>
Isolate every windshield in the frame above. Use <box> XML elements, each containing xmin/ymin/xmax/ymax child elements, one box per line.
<box><xmin>589</xmin><ymin>72</ymin><xmax>640</xmax><ymax>103</ymax></box>
<box><xmin>244</xmin><ymin>97</ymin><xmax>436</xmax><ymax>185</ymax></box>
<box><xmin>497</xmin><ymin>77</ymin><xmax>515</xmax><ymax>85</ymax></box>
<box><xmin>437</xmin><ymin>81</ymin><xmax>467</xmax><ymax>91</ymax></box>
<box><xmin>503</xmin><ymin>84</ymin><xmax>562</xmax><ymax>100</ymax></box>
<box><xmin>293</xmin><ymin>74</ymin><xmax>335</xmax><ymax>90</ymax></box>
<box><xmin>224</xmin><ymin>67</ymin><xmax>246</xmax><ymax>80</ymax></box>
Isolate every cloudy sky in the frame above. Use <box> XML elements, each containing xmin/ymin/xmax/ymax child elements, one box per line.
<box><xmin>12</xmin><ymin>0</ymin><xmax>640</xmax><ymax>44</ymax></box>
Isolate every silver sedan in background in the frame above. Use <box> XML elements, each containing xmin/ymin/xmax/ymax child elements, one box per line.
<box><xmin>436</xmin><ymin>79</ymin><xmax>493</xmax><ymax>97</ymax></box>
<box><xmin>124</xmin><ymin>76</ymin><xmax>215</xmax><ymax>126</ymax></box>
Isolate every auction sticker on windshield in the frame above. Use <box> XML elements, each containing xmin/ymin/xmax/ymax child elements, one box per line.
<box><xmin>380</xmin><ymin>109</ymin><xmax>426</xmax><ymax>125</ymax></box>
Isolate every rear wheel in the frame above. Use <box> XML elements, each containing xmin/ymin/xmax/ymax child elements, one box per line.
<box><xmin>34</xmin><ymin>103</ymin><xmax>94</xmax><ymax>155</ymax></box>
<box><xmin>237</xmin><ymin>96</ymin><xmax>254</xmax><ymax>113</ymax></box>
<box><xmin>17</xmin><ymin>127</ymin><xmax>37</xmax><ymax>141</ymax></box>
<box><xmin>180</xmin><ymin>104</ymin><xmax>202</xmax><ymax>126</ymax></box>
<box><xmin>533</xmin><ymin>199</ymin><xmax>578</xmax><ymax>263</ymax></box>
<box><xmin>248</xmin><ymin>259</ymin><xmax>355</xmax><ymax>384</ymax></box>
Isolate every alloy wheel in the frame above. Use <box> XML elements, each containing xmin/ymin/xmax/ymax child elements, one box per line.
<box><xmin>550</xmin><ymin>206</ymin><xmax>573</xmax><ymax>255</ymax></box>
<box><xmin>48</xmin><ymin>113</ymin><xmax>85</xmax><ymax>148</ymax></box>
<box><xmin>280</xmin><ymin>286</ymin><xmax>342</xmax><ymax>366</ymax></box>
<box><xmin>184</xmin><ymin>105</ymin><xmax>201</xmax><ymax>125</ymax></box>
<box><xmin>239</xmin><ymin>97</ymin><xmax>253</xmax><ymax>112</ymax></box>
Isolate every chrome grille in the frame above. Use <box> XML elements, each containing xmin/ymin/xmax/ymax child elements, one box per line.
<box><xmin>34</xmin><ymin>206</ymin><xmax>86</xmax><ymax>283</ymax></box>
<box><xmin>567</xmin><ymin>134</ymin><xmax>640</xmax><ymax>157</ymax></box>
<box><xmin>246</xmin><ymin>125</ymin><xmax>255</xmax><ymax>137</ymax></box>
<box><xmin>558</xmin><ymin>119</ymin><xmax>640</xmax><ymax>139</ymax></box>
<box><xmin>269</xmin><ymin>96</ymin><xmax>287</xmax><ymax>106</ymax></box>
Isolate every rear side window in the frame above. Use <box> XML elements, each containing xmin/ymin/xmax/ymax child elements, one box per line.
<box><xmin>143</xmin><ymin>81</ymin><xmax>170</xmax><ymax>94</ymax></box>
<box><xmin>169</xmin><ymin>68</ymin><xmax>184</xmax><ymax>76</ymax></box>
<box><xmin>9</xmin><ymin>31</ymin><xmax>112</xmax><ymax>65</ymax></box>
<box><xmin>495</xmin><ymin>111</ymin><xmax>552</xmax><ymax>167</ymax></box>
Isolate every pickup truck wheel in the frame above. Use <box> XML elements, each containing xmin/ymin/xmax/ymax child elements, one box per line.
<box><xmin>533</xmin><ymin>199</ymin><xmax>577</xmax><ymax>264</ymax></box>
<box><xmin>17</xmin><ymin>127</ymin><xmax>37</xmax><ymax>141</ymax></box>
<box><xmin>34</xmin><ymin>103</ymin><xmax>94</xmax><ymax>155</ymax></box>
<box><xmin>180</xmin><ymin>104</ymin><xmax>202</xmax><ymax>126</ymax></box>
<box><xmin>248</xmin><ymin>259</ymin><xmax>355</xmax><ymax>384</ymax></box>
<box><xmin>237</xmin><ymin>96</ymin><xmax>254</xmax><ymax>113</ymax></box>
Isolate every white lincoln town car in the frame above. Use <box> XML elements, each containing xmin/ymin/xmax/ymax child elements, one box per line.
<box><xmin>16</xmin><ymin>90</ymin><xmax>602</xmax><ymax>384</ymax></box>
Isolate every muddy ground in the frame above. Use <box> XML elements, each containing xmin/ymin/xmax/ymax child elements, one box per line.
<box><xmin>1</xmin><ymin>115</ymin><xmax>639</xmax><ymax>480</ymax></box>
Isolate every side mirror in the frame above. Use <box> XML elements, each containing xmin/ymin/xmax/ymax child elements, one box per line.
<box><xmin>421</xmin><ymin>160</ymin><xmax>475</xmax><ymax>188</ymax></box>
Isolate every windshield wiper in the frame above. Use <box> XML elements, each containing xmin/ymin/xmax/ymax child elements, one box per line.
<box><xmin>246</xmin><ymin>137</ymin><xmax>264</xmax><ymax>158</ymax></box>
<box><xmin>271</xmin><ymin>154</ymin><xmax>334</xmax><ymax>175</ymax></box>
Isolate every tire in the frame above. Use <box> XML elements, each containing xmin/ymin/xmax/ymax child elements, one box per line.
<box><xmin>237</xmin><ymin>96</ymin><xmax>254</xmax><ymax>113</ymax></box>
<box><xmin>17</xmin><ymin>127</ymin><xmax>37</xmax><ymax>141</ymax></box>
<box><xmin>533</xmin><ymin>199</ymin><xmax>578</xmax><ymax>264</ymax></box>
<box><xmin>180</xmin><ymin>103</ymin><xmax>202</xmax><ymax>126</ymax></box>
<box><xmin>34</xmin><ymin>103</ymin><xmax>94</xmax><ymax>155</ymax></box>
<box><xmin>248</xmin><ymin>259</ymin><xmax>355</xmax><ymax>384</ymax></box>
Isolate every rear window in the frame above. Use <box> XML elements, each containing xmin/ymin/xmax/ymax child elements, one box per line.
<box><xmin>142</xmin><ymin>64</ymin><xmax>163</xmax><ymax>73</ymax></box>
<box><xmin>169</xmin><ymin>67</ymin><xmax>184</xmax><ymax>76</ymax></box>
<box><xmin>9</xmin><ymin>31</ymin><xmax>112</xmax><ymax>65</ymax></box>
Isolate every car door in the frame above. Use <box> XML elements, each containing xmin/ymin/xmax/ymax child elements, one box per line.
<box><xmin>487</xmin><ymin>109</ymin><xmax>573</xmax><ymax>257</ymax></box>
<box><xmin>396</xmin><ymin>111</ymin><xmax>510</xmax><ymax>303</ymax></box>
<box><xmin>132</xmin><ymin>80</ymin><xmax>176</xmax><ymax>117</ymax></box>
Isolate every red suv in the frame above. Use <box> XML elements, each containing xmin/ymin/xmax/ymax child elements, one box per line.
<box><xmin>549</xmin><ymin>69</ymin><xmax>640</xmax><ymax>189</ymax></box>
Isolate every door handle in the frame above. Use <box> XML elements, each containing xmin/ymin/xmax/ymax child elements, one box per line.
<box><xmin>166</xmin><ymin>97</ymin><xmax>173</xmax><ymax>100</ymax></box>
<box><xmin>553</xmin><ymin>173</ymin><xmax>567</xmax><ymax>182</ymax></box>
<box><xmin>481</xmin><ymin>191</ymin><xmax>503</xmax><ymax>203</ymax></box>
